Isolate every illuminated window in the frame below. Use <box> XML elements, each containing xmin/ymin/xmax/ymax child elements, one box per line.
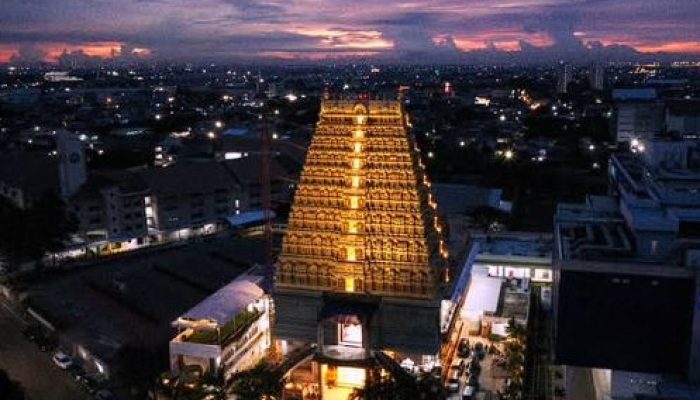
<box><xmin>350</xmin><ymin>196</ymin><xmax>359</xmax><ymax>209</ymax></box>
<box><xmin>344</xmin><ymin>277</ymin><xmax>355</xmax><ymax>291</ymax></box>
<box><xmin>352</xmin><ymin>158</ymin><xmax>361</xmax><ymax>169</ymax></box>
<box><xmin>353</xmin><ymin>143</ymin><xmax>362</xmax><ymax>153</ymax></box>
<box><xmin>353</xmin><ymin>130</ymin><xmax>364</xmax><ymax>139</ymax></box>
<box><xmin>338</xmin><ymin>323</ymin><xmax>362</xmax><ymax>346</ymax></box>
<box><xmin>351</xmin><ymin>176</ymin><xmax>360</xmax><ymax>188</ymax></box>
<box><xmin>347</xmin><ymin>246</ymin><xmax>356</xmax><ymax>261</ymax></box>
<box><xmin>355</xmin><ymin>115</ymin><xmax>366</xmax><ymax>125</ymax></box>
<box><xmin>348</xmin><ymin>220</ymin><xmax>358</xmax><ymax>233</ymax></box>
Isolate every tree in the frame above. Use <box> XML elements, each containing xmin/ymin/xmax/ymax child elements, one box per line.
<box><xmin>506</xmin><ymin>318</ymin><xmax>527</xmax><ymax>343</ymax></box>
<box><xmin>227</xmin><ymin>361</ymin><xmax>284</xmax><ymax>400</ymax></box>
<box><xmin>0</xmin><ymin>369</ymin><xmax>25</xmax><ymax>400</ymax></box>
<box><xmin>351</xmin><ymin>369</ymin><xmax>446</xmax><ymax>400</ymax></box>
<box><xmin>0</xmin><ymin>192</ymin><xmax>77</xmax><ymax>271</ymax></box>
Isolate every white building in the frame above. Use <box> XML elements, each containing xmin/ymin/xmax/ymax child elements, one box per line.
<box><xmin>470</xmin><ymin>231</ymin><xmax>552</xmax><ymax>283</ymax></box>
<box><xmin>169</xmin><ymin>273</ymin><xmax>271</xmax><ymax>381</ymax></box>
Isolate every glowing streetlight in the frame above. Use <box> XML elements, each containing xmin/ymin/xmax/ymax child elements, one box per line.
<box><xmin>504</xmin><ymin>150</ymin><xmax>514</xmax><ymax>160</ymax></box>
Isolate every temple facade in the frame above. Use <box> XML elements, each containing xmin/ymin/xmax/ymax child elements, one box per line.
<box><xmin>274</xmin><ymin>98</ymin><xmax>448</xmax><ymax>397</ymax></box>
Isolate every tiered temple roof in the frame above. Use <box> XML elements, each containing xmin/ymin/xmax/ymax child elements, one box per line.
<box><xmin>276</xmin><ymin>99</ymin><xmax>446</xmax><ymax>300</ymax></box>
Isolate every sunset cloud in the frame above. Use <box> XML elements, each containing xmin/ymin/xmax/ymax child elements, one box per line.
<box><xmin>0</xmin><ymin>0</ymin><xmax>698</xmax><ymax>63</ymax></box>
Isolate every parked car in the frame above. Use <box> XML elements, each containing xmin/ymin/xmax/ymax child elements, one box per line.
<box><xmin>457</xmin><ymin>338</ymin><xmax>471</xmax><ymax>358</ymax></box>
<box><xmin>474</xmin><ymin>342</ymin><xmax>485</xmax><ymax>359</ymax></box>
<box><xmin>52</xmin><ymin>351</ymin><xmax>74</xmax><ymax>369</ymax></box>
<box><xmin>446</xmin><ymin>377</ymin><xmax>460</xmax><ymax>393</ymax></box>
<box><xmin>462</xmin><ymin>385</ymin><xmax>476</xmax><ymax>400</ymax></box>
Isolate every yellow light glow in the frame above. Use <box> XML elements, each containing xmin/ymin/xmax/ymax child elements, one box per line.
<box><xmin>347</xmin><ymin>246</ymin><xmax>356</xmax><ymax>261</ymax></box>
<box><xmin>350</xmin><ymin>196</ymin><xmax>359</xmax><ymax>209</ymax></box>
<box><xmin>353</xmin><ymin>130</ymin><xmax>364</xmax><ymax>139</ymax></box>
<box><xmin>348</xmin><ymin>220</ymin><xmax>358</xmax><ymax>233</ymax></box>
<box><xmin>351</xmin><ymin>176</ymin><xmax>360</xmax><ymax>188</ymax></box>
<box><xmin>352</xmin><ymin>158</ymin><xmax>361</xmax><ymax>169</ymax></box>
<box><xmin>344</xmin><ymin>277</ymin><xmax>355</xmax><ymax>292</ymax></box>
<box><xmin>355</xmin><ymin>115</ymin><xmax>366</xmax><ymax>125</ymax></box>
<box><xmin>337</xmin><ymin>366</ymin><xmax>366</xmax><ymax>387</ymax></box>
<box><xmin>353</xmin><ymin>142</ymin><xmax>362</xmax><ymax>153</ymax></box>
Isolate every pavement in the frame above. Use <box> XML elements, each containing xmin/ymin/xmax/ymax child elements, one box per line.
<box><xmin>0</xmin><ymin>299</ymin><xmax>90</xmax><ymax>400</ymax></box>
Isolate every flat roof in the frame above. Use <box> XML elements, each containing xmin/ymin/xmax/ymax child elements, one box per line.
<box><xmin>174</xmin><ymin>275</ymin><xmax>264</xmax><ymax>328</ymax></box>
<box><xmin>462</xmin><ymin>274</ymin><xmax>502</xmax><ymax>318</ymax></box>
<box><xmin>225</xmin><ymin>209</ymin><xmax>276</xmax><ymax>227</ymax></box>
<box><xmin>26</xmin><ymin>237</ymin><xmax>267</xmax><ymax>362</ymax></box>
<box><xmin>472</xmin><ymin>231</ymin><xmax>552</xmax><ymax>265</ymax></box>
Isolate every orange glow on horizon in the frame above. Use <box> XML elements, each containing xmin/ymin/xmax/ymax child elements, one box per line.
<box><xmin>634</xmin><ymin>41</ymin><xmax>700</xmax><ymax>54</ymax></box>
<box><xmin>0</xmin><ymin>42</ymin><xmax>153</xmax><ymax>63</ymax></box>
<box><xmin>435</xmin><ymin>31</ymin><xmax>554</xmax><ymax>52</ymax></box>
<box><xmin>293</xmin><ymin>28</ymin><xmax>393</xmax><ymax>50</ymax></box>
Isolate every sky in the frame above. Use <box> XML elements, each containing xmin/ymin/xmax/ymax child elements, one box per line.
<box><xmin>1</xmin><ymin>0</ymin><xmax>699</xmax><ymax>64</ymax></box>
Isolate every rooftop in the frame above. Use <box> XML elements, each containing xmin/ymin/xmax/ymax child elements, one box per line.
<box><xmin>471</xmin><ymin>231</ymin><xmax>552</xmax><ymax>265</ymax></box>
<box><xmin>174</xmin><ymin>275</ymin><xmax>264</xmax><ymax>328</ymax></box>
<box><xmin>26</xmin><ymin>237</ymin><xmax>267</xmax><ymax>363</ymax></box>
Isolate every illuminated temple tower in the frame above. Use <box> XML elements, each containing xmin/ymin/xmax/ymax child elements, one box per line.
<box><xmin>275</xmin><ymin>99</ymin><xmax>448</xmax><ymax>394</ymax></box>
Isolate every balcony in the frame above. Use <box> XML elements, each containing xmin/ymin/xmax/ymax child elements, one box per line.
<box><xmin>178</xmin><ymin>309</ymin><xmax>263</xmax><ymax>347</ymax></box>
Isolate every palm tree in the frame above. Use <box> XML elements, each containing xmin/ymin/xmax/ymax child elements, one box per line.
<box><xmin>506</xmin><ymin>318</ymin><xmax>526</xmax><ymax>343</ymax></box>
<box><xmin>351</xmin><ymin>369</ymin><xmax>446</xmax><ymax>400</ymax></box>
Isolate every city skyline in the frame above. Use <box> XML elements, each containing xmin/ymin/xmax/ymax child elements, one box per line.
<box><xmin>1</xmin><ymin>0</ymin><xmax>700</xmax><ymax>65</ymax></box>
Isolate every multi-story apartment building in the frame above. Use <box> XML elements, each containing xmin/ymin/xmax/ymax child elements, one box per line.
<box><xmin>138</xmin><ymin>160</ymin><xmax>248</xmax><ymax>241</ymax></box>
<box><xmin>613</xmin><ymin>89</ymin><xmax>665</xmax><ymax>143</ymax></box>
<box><xmin>666</xmin><ymin>100</ymin><xmax>700</xmax><ymax>139</ymax></box>
<box><xmin>553</xmin><ymin>137</ymin><xmax>700</xmax><ymax>399</ymax></box>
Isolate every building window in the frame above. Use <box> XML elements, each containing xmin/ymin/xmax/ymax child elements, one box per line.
<box><xmin>338</xmin><ymin>323</ymin><xmax>362</xmax><ymax>347</ymax></box>
<box><xmin>347</xmin><ymin>246</ymin><xmax>356</xmax><ymax>262</ymax></box>
<box><xmin>344</xmin><ymin>277</ymin><xmax>355</xmax><ymax>292</ymax></box>
<box><xmin>651</xmin><ymin>240</ymin><xmax>658</xmax><ymax>255</ymax></box>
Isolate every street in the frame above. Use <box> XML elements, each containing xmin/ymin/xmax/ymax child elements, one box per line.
<box><xmin>0</xmin><ymin>300</ymin><xmax>89</xmax><ymax>400</ymax></box>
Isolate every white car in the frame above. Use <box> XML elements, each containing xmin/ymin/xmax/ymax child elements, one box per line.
<box><xmin>52</xmin><ymin>351</ymin><xmax>73</xmax><ymax>369</ymax></box>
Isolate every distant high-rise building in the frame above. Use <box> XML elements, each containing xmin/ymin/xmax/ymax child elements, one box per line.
<box><xmin>613</xmin><ymin>88</ymin><xmax>664</xmax><ymax>142</ymax></box>
<box><xmin>557</xmin><ymin>63</ymin><xmax>573</xmax><ymax>94</ymax></box>
<box><xmin>589</xmin><ymin>64</ymin><xmax>605</xmax><ymax>91</ymax></box>
<box><xmin>56</xmin><ymin>131</ymin><xmax>87</xmax><ymax>200</ymax></box>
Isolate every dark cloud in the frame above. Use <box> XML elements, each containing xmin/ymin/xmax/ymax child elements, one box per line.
<box><xmin>0</xmin><ymin>0</ymin><xmax>698</xmax><ymax>63</ymax></box>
